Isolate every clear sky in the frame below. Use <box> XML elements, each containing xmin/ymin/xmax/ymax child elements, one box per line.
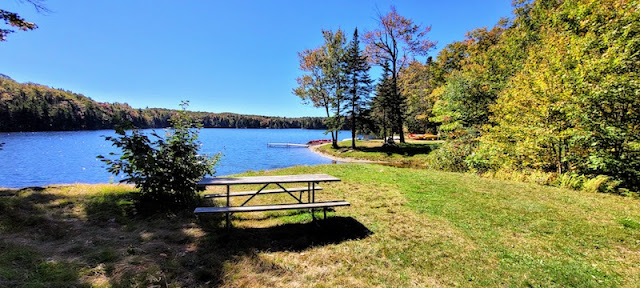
<box><xmin>1</xmin><ymin>0</ymin><xmax>514</xmax><ymax>117</ymax></box>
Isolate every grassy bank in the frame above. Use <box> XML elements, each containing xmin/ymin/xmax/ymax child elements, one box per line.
<box><xmin>1</xmin><ymin>164</ymin><xmax>639</xmax><ymax>287</ymax></box>
<box><xmin>315</xmin><ymin>140</ymin><xmax>441</xmax><ymax>167</ymax></box>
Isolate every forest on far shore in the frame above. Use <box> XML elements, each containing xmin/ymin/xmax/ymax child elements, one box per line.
<box><xmin>0</xmin><ymin>76</ymin><xmax>327</xmax><ymax>132</ymax></box>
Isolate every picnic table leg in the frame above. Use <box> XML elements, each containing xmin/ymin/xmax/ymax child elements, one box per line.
<box><xmin>312</xmin><ymin>182</ymin><xmax>316</xmax><ymax>220</ymax></box>
<box><xmin>226</xmin><ymin>185</ymin><xmax>230</xmax><ymax>229</ymax></box>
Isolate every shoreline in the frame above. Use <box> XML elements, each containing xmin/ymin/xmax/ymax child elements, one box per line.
<box><xmin>308</xmin><ymin>143</ymin><xmax>388</xmax><ymax>164</ymax></box>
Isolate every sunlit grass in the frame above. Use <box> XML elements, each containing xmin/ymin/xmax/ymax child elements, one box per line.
<box><xmin>1</xmin><ymin>164</ymin><xmax>639</xmax><ymax>287</ymax></box>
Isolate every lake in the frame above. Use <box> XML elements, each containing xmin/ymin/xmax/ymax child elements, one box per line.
<box><xmin>0</xmin><ymin>128</ymin><xmax>342</xmax><ymax>188</ymax></box>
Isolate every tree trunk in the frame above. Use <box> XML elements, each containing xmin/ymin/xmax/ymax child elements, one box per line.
<box><xmin>351</xmin><ymin>102</ymin><xmax>356</xmax><ymax>149</ymax></box>
<box><xmin>325</xmin><ymin>102</ymin><xmax>338</xmax><ymax>149</ymax></box>
<box><xmin>391</xmin><ymin>59</ymin><xmax>405</xmax><ymax>143</ymax></box>
<box><xmin>382</xmin><ymin>109</ymin><xmax>387</xmax><ymax>142</ymax></box>
<box><xmin>555</xmin><ymin>139</ymin><xmax>563</xmax><ymax>174</ymax></box>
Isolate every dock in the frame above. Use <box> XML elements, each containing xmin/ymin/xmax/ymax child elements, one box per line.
<box><xmin>267</xmin><ymin>143</ymin><xmax>309</xmax><ymax>148</ymax></box>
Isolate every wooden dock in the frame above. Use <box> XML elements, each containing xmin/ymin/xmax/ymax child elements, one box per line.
<box><xmin>267</xmin><ymin>143</ymin><xmax>309</xmax><ymax>148</ymax></box>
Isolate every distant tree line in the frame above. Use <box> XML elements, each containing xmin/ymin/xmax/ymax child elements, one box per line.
<box><xmin>0</xmin><ymin>77</ymin><xmax>328</xmax><ymax>132</ymax></box>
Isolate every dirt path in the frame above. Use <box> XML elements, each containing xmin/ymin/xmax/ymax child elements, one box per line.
<box><xmin>308</xmin><ymin>144</ymin><xmax>388</xmax><ymax>164</ymax></box>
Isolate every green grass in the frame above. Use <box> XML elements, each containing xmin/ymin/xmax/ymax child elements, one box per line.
<box><xmin>1</xmin><ymin>164</ymin><xmax>639</xmax><ymax>287</ymax></box>
<box><xmin>0</xmin><ymin>241</ymin><xmax>84</xmax><ymax>287</ymax></box>
<box><xmin>316</xmin><ymin>140</ymin><xmax>440</xmax><ymax>167</ymax></box>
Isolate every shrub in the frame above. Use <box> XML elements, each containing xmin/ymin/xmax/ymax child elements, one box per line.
<box><xmin>582</xmin><ymin>175</ymin><xmax>622</xmax><ymax>194</ymax></box>
<box><xmin>554</xmin><ymin>173</ymin><xmax>586</xmax><ymax>190</ymax></box>
<box><xmin>99</xmin><ymin>101</ymin><xmax>220</xmax><ymax>212</ymax></box>
<box><xmin>425</xmin><ymin>138</ymin><xmax>474</xmax><ymax>172</ymax></box>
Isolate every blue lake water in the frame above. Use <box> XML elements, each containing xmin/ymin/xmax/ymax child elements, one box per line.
<box><xmin>0</xmin><ymin>129</ymin><xmax>341</xmax><ymax>188</ymax></box>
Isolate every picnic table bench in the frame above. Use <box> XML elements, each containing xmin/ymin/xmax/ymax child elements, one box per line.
<box><xmin>194</xmin><ymin>174</ymin><xmax>350</xmax><ymax>228</ymax></box>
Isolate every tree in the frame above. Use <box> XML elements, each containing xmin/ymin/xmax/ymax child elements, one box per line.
<box><xmin>1</xmin><ymin>0</ymin><xmax>48</xmax><ymax>41</ymax></box>
<box><xmin>399</xmin><ymin>58</ymin><xmax>440</xmax><ymax>134</ymax></box>
<box><xmin>343</xmin><ymin>28</ymin><xmax>372</xmax><ymax>149</ymax></box>
<box><xmin>371</xmin><ymin>62</ymin><xmax>393</xmax><ymax>141</ymax></box>
<box><xmin>99</xmin><ymin>101</ymin><xmax>221</xmax><ymax>212</ymax></box>
<box><xmin>322</xmin><ymin>30</ymin><xmax>348</xmax><ymax>148</ymax></box>
<box><xmin>478</xmin><ymin>32</ymin><xmax>584</xmax><ymax>174</ymax></box>
<box><xmin>363</xmin><ymin>6</ymin><xmax>435</xmax><ymax>143</ymax></box>
<box><xmin>294</xmin><ymin>29</ymin><xmax>347</xmax><ymax>148</ymax></box>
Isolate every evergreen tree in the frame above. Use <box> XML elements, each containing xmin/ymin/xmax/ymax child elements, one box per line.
<box><xmin>343</xmin><ymin>28</ymin><xmax>372</xmax><ymax>149</ymax></box>
<box><xmin>371</xmin><ymin>62</ymin><xmax>393</xmax><ymax>141</ymax></box>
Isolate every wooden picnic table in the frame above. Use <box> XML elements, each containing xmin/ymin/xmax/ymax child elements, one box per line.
<box><xmin>194</xmin><ymin>174</ymin><xmax>349</xmax><ymax>228</ymax></box>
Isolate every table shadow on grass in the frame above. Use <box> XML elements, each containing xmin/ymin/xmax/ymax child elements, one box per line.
<box><xmin>191</xmin><ymin>215</ymin><xmax>372</xmax><ymax>285</ymax></box>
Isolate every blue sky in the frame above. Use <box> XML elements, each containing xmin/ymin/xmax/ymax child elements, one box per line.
<box><xmin>1</xmin><ymin>0</ymin><xmax>513</xmax><ymax>117</ymax></box>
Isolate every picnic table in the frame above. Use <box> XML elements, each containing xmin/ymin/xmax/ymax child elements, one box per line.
<box><xmin>194</xmin><ymin>174</ymin><xmax>350</xmax><ymax>228</ymax></box>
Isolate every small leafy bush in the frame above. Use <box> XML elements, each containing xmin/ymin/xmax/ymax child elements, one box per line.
<box><xmin>582</xmin><ymin>175</ymin><xmax>610</xmax><ymax>193</ymax></box>
<box><xmin>554</xmin><ymin>173</ymin><xmax>587</xmax><ymax>190</ymax></box>
<box><xmin>425</xmin><ymin>139</ymin><xmax>473</xmax><ymax>172</ymax></box>
<box><xmin>99</xmin><ymin>101</ymin><xmax>220</xmax><ymax>212</ymax></box>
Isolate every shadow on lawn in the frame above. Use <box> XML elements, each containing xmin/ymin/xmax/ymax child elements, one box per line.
<box><xmin>350</xmin><ymin>143</ymin><xmax>437</xmax><ymax>156</ymax></box>
<box><xmin>190</xmin><ymin>215</ymin><xmax>372</xmax><ymax>285</ymax></box>
<box><xmin>202</xmin><ymin>216</ymin><xmax>371</xmax><ymax>251</ymax></box>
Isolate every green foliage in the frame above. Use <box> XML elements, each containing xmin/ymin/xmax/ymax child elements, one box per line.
<box><xmin>401</xmin><ymin>0</ymin><xmax>640</xmax><ymax>192</ymax></box>
<box><xmin>294</xmin><ymin>29</ymin><xmax>356</xmax><ymax>148</ymax></box>
<box><xmin>399</xmin><ymin>59</ymin><xmax>440</xmax><ymax>134</ymax></box>
<box><xmin>425</xmin><ymin>137</ymin><xmax>474</xmax><ymax>172</ymax></box>
<box><xmin>582</xmin><ymin>175</ymin><xmax>621</xmax><ymax>194</ymax></box>
<box><xmin>431</xmin><ymin>73</ymin><xmax>494</xmax><ymax>136</ymax></box>
<box><xmin>555</xmin><ymin>173</ymin><xmax>586</xmax><ymax>190</ymax></box>
<box><xmin>343</xmin><ymin>28</ymin><xmax>373</xmax><ymax>148</ymax></box>
<box><xmin>370</xmin><ymin>61</ymin><xmax>394</xmax><ymax>140</ymax></box>
<box><xmin>99</xmin><ymin>102</ymin><xmax>221</xmax><ymax>212</ymax></box>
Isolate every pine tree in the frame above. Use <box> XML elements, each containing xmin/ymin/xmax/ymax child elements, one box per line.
<box><xmin>343</xmin><ymin>28</ymin><xmax>372</xmax><ymax>149</ymax></box>
<box><xmin>372</xmin><ymin>62</ymin><xmax>393</xmax><ymax>142</ymax></box>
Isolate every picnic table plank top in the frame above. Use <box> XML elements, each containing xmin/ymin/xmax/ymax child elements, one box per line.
<box><xmin>198</xmin><ymin>173</ymin><xmax>341</xmax><ymax>186</ymax></box>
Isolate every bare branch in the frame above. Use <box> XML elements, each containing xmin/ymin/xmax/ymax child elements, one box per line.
<box><xmin>19</xmin><ymin>0</ymin><xmax>51</xmax><ymax>14</ymax></box>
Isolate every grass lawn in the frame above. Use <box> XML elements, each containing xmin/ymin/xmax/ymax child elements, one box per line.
<box><xmin>1</xmin><ymin>164</ymin><xmax>639</xmax><ymax>287</ymax></box>
<box><xmin>316</xmin><ymin>140</ymin><xmax>441</xmax><ymax>167</ymax></box>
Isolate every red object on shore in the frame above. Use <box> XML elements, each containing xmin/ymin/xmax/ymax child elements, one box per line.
<box><xmin>306</xmin><ymin>139</ymin><xmax>332</xmax><ymax>145</ymax></box>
